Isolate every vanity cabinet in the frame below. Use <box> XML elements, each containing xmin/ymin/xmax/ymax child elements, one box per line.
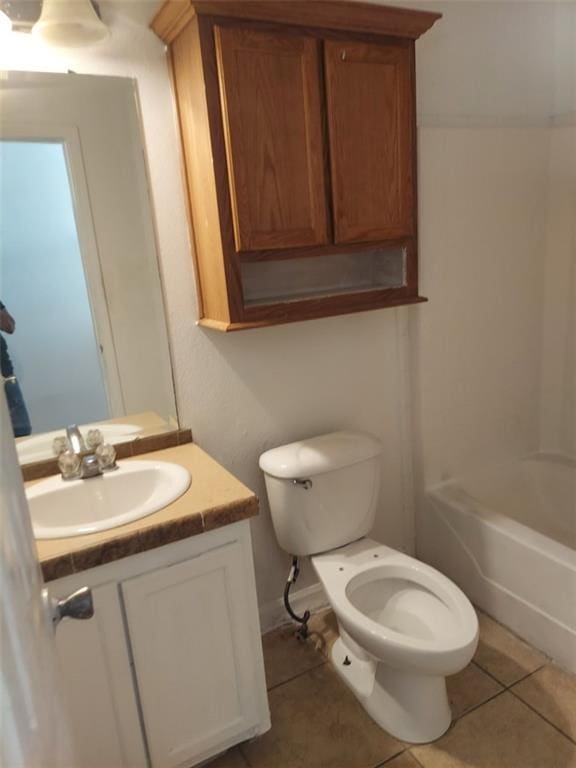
<box><xmin>153</xmin><ymin>0</ymin><xmax>440</xmax><ymax>330</ymax></box>
<box><xmin>54</xmin><ymin>583</ymin><xmax>147</xmax><ymax>768</ymax></box>
<box><xmin>49</xmin><ymin>522</ymin><xmax>270</xmax><ymax>768</ymax></box>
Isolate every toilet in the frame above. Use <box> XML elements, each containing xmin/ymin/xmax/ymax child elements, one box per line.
<box><xmin>259</xmin><ymin>431</ymin><xmax>479</xmax><ymax>744</ymax></box>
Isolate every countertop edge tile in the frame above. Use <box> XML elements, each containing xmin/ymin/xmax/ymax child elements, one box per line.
<box><xmin>202</xmin><ymin>495</ymin><xmax>259</xmax><ymax>531</ymax></box>
<box><xmin>41</xmin><ymin>554</ymin><xmax>75</xmax><ymax>582</ymax></box>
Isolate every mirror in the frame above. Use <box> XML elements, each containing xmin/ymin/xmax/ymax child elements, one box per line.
<box><xmin>0</xmin><ymin>71</ymin><xmax>178</xmax><ymax>464</ymax></box>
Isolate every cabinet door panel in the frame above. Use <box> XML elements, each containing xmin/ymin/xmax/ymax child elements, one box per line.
<box><xmin>53</xmin><ymin>583</ymin><xmax>147</xmax><ymax>768</ymax></box>
<box><xmin>325</xmin><ymin>39</ymin><xmax>414</xmax><ymax>243</ymax></box>
<box><xmin>215</xmin><ymin>25</ymin><xmax>329</xmax><ymax>251</ymax></box>
<box><xmin>122</xmin><ymin>541</ymin><xmax>261</xmax><ymax>768</ymax></box>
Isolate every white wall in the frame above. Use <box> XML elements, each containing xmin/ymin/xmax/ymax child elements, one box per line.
<box><xmin>0</xmin><ymin>141</ymin><xmax>109</xmax><ymax>432</ymax></box>
<box><xmin>406</xmin><ymin>1</ymin><xmax>574</xmax><ymax>500</ymax></box>
<box><xmin>539</xmin><ymin>124</ymin><xmax>575</xmax><ymax>456</ymax></box>
<box><xmin>540</xmin><ymin>3</ymin><xmax>575</xmax><ymax>457</ymax></box>
<box><xmin>414</xmin><ymin>125</ymin><xmax>548</xmax><ymax>484</ymax></box>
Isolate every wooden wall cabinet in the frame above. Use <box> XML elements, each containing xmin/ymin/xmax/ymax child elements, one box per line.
<box><xmin>153</xmin><ymin>1</ymin><xmax>441</xmax><ymax>331</ymax></box>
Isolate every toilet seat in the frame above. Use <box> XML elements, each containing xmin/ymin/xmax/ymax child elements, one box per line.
<box><xmin>312</xmin><ymin>538</ymin><xmax>478</xmax><ymax>675</ymax></box>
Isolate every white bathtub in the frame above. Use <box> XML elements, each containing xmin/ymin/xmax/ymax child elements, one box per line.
<box><xmin>421</xmin><ymin>454</ymin><xmax>576</xmax><ymax>673</ymax></box>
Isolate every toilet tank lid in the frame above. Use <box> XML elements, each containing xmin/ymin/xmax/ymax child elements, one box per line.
<box><xmin>259</xmin><ymin>431</ymin><xmax>383</xmax><ymax>479</ymax></box>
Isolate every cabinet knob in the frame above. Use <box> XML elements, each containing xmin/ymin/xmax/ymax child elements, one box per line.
<box><xmin>341</xmin><ymin>50</ymin><xmax>347</xmax><ymax>61</ymax></box>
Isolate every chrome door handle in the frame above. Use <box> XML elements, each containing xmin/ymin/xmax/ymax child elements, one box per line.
<box><xmin>48</xmin><ymin>587</ymin><xmax>94</xmax><ymax>629</ymax></box>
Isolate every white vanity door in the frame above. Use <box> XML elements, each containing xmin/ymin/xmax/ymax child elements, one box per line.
<box><xmin>122</xmin><ymin>540</ymin><xmax>263</xmax><ymax>768</ymax></box>
<box><xmin>53</xmin><ymin>581</ymin><xmax>148</xmax><ymax>768</ymax></box>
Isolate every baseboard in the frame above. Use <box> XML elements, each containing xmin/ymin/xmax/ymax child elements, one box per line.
<box><xmin>259</xmin><ymin>581</ymin><xmax>329</xmax><ymax>634</ymax></box>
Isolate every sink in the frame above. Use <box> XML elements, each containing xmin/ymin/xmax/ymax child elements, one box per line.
<box><xmin>17</xmin><ymin>423</ymin><xmax>143</xmax><ymax>464</ymax></box>
<box><xmin>27</xmin><ymin>460</ymin><xmax>191</xmax><ymax>540</ymax></box>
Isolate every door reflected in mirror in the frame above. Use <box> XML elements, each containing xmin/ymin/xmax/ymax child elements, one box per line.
<box><xmin>1</xmin><ymin>140</ymin><xmax>109</xmax><ymax>434</ymax></box>
<box><xmin>0</xmin><ymin>72</ymin><xmax>178</xmax><ymax>464</ymax></box>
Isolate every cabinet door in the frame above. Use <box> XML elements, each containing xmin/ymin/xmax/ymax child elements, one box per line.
<box><xmin>325</xmin><ymin>39</ymin><xmax>414</xmax><ymax>243</ymax></box>
<box><xmin>215</xmin><ymin>25</ymin><xmax>329</xmax><ymax>251</ymax></box>
<box><xmin>122</xmin><ymin>541</ymin><xmax>263</xmax><ymax>768</ymax></box>
<box><xmin>53</xmin><ymin>582</ymin><xmax>147</xmax><ymax>768</ymax></box>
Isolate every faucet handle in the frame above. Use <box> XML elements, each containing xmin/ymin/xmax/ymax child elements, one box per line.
<box><xmin>58</xmin><ymin>450</ymin><xmax>81</xmax><ymax>480</ymax></box>
<box><xmin>52</xmin><ymin>436</ymin><xmax>68</xmax><ymax>457</ymax></box>
<box><xmin>85</xmin><ymin>428</ymin><xmax>103</xmax><ymax>451</ymax></box>
<box><xmin>95</xmin><ymin>442</ymin><xmax>117</xmax><ymax>472</ymax></box>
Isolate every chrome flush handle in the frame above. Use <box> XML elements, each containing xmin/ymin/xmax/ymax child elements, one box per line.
<box><xmin>292</xmin><ymin>478</ymin><xmax>313</xmax><ymax>490</ymax></box>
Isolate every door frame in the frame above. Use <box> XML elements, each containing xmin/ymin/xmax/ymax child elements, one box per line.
<box><xmin>1</xmin><ymin>121</ymin><xmax>126</xmax><ymax>417</ymax></box>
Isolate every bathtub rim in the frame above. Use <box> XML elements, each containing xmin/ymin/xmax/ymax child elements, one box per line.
<box><xmin>427</xmin><ymin>478</ymin><xmax>575</xmax><ymax>571</ymax></box>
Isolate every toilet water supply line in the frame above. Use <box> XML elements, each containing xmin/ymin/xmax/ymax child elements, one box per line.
<box><xmin>283</xmin><ymin>556</ymin><xmax>310</xmax><ymax>640</ymax></box>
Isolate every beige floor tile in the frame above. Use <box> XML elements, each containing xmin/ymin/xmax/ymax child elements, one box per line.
<box><xmin>411</xmin><ymin>692</ymin><xmax>576</xmax><ymax>768</ymax></box>
<box><xmin>241</xmin><ymin>664</ymin><xmax>403</xmax><ymax>768</ymax></box>
<box><xmin>262</xmin><ymin>622</ymin><xmax>325</xmax><ymax>689</ymax></box>
<box><xmin>512</xmin><ymin>664</ymin><xmax>576</xmax><ymax>741</ymax></box>
<box><xmin>474</xmin><ymin>611</ymin><xmax>546</xmax><ymax>686</ymax></box>
<box><xmin>380</xmin><ymin>752</ymin><xmax>420</xmax><ymax>767</ymax></box>
<box><xmin>447</xmin><ymin>661</ymin><xmax>503</xmax><ymax>718</ymax></box>
<box><xmin>206</xmin><ymin>746</ymin><xmax>249</xmax><ymax>767</ymax></box>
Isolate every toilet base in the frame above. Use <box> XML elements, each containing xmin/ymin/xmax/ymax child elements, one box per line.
<box><xmin>331</xmin><ymin>637</ymin><xmax>452</xmax><ymax>743</ymax></box>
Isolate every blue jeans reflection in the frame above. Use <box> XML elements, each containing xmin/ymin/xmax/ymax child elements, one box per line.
<box><xmin>4</xmin><ymin>378</ymin><xmax>32</xmax><ymax>437</ymax></box>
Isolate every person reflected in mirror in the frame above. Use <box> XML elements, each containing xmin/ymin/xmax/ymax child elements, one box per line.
<box><xmin>1</xmin><ymin>300</ymin><xmax>32</xmax><ymax>437</ymax></box>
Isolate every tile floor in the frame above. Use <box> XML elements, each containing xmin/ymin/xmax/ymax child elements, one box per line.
<box><xmin>211</xmin><ymin>609</ymin><xmax>576</xmax><ymax>768</ymax></box>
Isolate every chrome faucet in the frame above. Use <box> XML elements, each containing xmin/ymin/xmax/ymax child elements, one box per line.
<box><xmin>56</xmin><ymin>424</ymin><xmax>117</xmax><ymax>480</ymax></box>
<box><xmin>66</xmin><ymin>424</ymin><xmax>86</xmax><ymax>455</ymax></box>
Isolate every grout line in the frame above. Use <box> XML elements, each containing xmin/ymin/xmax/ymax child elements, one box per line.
<box><xmin>238</xmin><ymin>742</ymin><xmax>253</xmax><ymax>768</ymax></box>
<box><xmin>504</xmin><ymin>664</ymin><xmax>547</xmax><ymax>689</ymax></box>
<box><xmin>469</xmin><ymin>659</ymin><xmax>511</xmax><ymax>687</ymax></box>
<box><xmin>450</xmin><ymin>686</ymin><xmax>507</xmax><ymax>724</ymax></box>
<box><xmin>406</xmin><ymin>751</ymin><xmax>427</xmax><ymax>768</ymax></box>
<box><xmin>373</xmin><ymin>746</ymin><xmax>409</xmax><ymax>767</ymax></box>
<box><xmin>266</xmin><ymin>658</ymin><xmax>328</xmax><ymax>693</ymax></box>
<box><xmin>471</xmin><ymin>657</ymin><xmax>546</xmax><ymax>690</ymax></box>
<box><xmin>509</xmin><ymin>687</ymin><xmax>576</xmax><ymax>747</ymax></box>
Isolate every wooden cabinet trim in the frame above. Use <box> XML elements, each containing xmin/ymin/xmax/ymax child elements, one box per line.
<box><xmin>152</xmin><ymin>1</ymin><xmax>441</xmax><ymax>44</ymax></box>
<box><xmin>237</xmin><ymin>237</ymin><xmax>413</xmax><ymax>263</ymax></box>
<box><xmin>199</xmin><ymin>294</ymin><xmax>428</xmax><ymax>332</ymax></box>
<box><xmin>196</xmin><ymin>15</ymin><xmax>246</xmax><ymax>320</ymax></box>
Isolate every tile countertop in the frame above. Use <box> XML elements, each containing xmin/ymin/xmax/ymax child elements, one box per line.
<box><xmin>33</xmin><ymin>443</ymin><xmax>259</xmax><ymax>583</ymax></box>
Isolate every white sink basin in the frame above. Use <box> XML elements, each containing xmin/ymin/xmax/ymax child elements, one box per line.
<box><xmin>17</xmin><ymin>423</ymin><xmax>143</xmax><ymax>464</ymax></box>
<box><xmin>27</xmin><ymin>460</ymin><xmax>191</xmax><ymax>540</ymax></box>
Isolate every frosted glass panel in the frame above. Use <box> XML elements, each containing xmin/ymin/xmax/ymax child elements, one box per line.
<box><xmin>241</xmin><ymin>247</ymin><xmax>406</xmax><ymax>307</ymax></box>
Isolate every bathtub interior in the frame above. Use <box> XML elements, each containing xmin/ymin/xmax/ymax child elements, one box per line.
<box><xmin>457</xmin><ymin>454</ymin><xmax>575</xmax><ymax>549</ymax></box>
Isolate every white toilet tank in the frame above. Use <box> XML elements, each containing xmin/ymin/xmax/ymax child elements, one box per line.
<box><xmin>259</xmin><ymin>431</ymin><xmax>383</xmax><ymax>556</ymax></box>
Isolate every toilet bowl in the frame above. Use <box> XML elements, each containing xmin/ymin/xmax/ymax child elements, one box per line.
<box><xmin>259</xmin><ymin>431</ymin><xmax>479</xmax><ymax>743</ymax></box>
<box><xmin>312</xmin><ymin>537</ymin><xmax>479</xmax><ymax>743</ymax></box>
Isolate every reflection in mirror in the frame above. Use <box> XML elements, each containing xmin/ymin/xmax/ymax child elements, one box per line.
<box><xmin>1</xmin><ymin>141</ymin><xmax>108</xmax><ymax>432</ymax></box>
<box><xmin>0</xmin><ymin>72</ymin><xmax>178</xmax><ymax>464</ymax></box>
